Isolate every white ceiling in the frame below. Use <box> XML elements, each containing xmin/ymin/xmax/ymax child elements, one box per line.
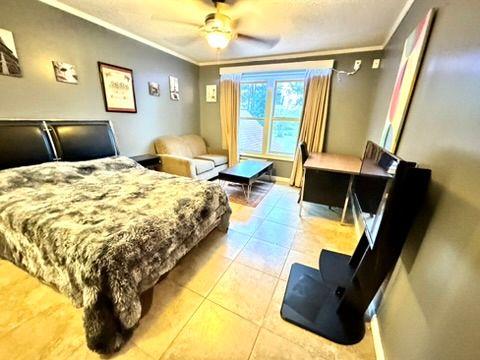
<box><xmin>44</xmin><ymin>0</ymin><xmax>413</xmax><ymax>65</ymax></box>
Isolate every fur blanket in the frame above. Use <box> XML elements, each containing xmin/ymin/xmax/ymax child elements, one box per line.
<box><xmin>0</xmin><ymin>156</ymin><xmax>230</xmax><ymax>353</ymax></box>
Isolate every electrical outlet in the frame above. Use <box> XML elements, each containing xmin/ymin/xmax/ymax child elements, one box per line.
<box><xmin>372</xmin><ymin>59</ymin><xmax>381</xmax><ymax>69</ymax></box>
<box><xmin>354</xmin><ymin>60</ymin><xmax>362</xmax><ymax>71</ymax></box>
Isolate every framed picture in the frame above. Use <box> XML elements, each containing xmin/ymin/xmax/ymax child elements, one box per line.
<box><xmin>206</xmin><ymin>84</ymin><xmax>217</xmax><ymax>102</ymax></box>
<box><xmin>169</xmin><ymin>75</ymin><xmax>179</xmax><ymax>101</ymax></box>
<box><xmin>380</xmin><ymin>9</ymin><xmax>435</xmax><ymax>153</ymax></box>
<box><xmin>148</xmin><ymin>81</ymin><xmax>160</xmax><ymax>96</ymax></box>
<box><xmin>98</xmin><ymin>62</ymin><xmax>137</xmax><ymax>113</ymax></box>
<box><xmin>0</xmin><ymin>28</ymin><xmax>21</xmax><ymax>77</ymax></box>
<box><xmin>52</xmin><ymin>61</ymin><xmax>78</xmax><ymax>84</ymax></box>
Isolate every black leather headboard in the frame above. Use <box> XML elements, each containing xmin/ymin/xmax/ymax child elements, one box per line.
<box><xmin>49</xmin><ymin>121</ymin><xmax>118</xmax><ymax>161</ymax></box>
<box><xmin>0</xmin><ymin>121</ymin><xmax>56</xmax><ymax>170</ymax></box>
<box><xmin>0</xmin><ymin>120</ymin><xmax>118</xmax><ymax>170</ymax></box>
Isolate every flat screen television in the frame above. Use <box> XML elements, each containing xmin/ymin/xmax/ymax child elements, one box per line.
<box><xmin>351</xmin><ymin>141</ymin><xmax>403</xmax><ymax>248</ymax></box>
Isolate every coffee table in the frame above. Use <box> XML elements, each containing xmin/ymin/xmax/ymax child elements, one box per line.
<box><xmin>218</xmin><ymin>160</ymin><xmax>273</xmax><ymax>200</ymax></box>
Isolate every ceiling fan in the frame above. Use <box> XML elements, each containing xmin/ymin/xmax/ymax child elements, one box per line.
<box><xmin>152</xmin><ymin>0</ymin><xmax>280</xmax><ymax>50</ymax></box>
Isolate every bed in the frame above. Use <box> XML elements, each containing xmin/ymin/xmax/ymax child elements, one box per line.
<box><xmin>0</xmin><ymin>120</ymin><xmax>231</xmax><ymax>354</ymax></box>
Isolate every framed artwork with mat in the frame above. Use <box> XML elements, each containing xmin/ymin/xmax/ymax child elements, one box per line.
<box><xmin>98</xmin><ymin>62</ymin><xmax>137</xmax><ymax>113</ymax></box>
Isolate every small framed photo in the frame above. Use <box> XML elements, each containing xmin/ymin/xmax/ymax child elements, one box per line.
<box><xmin>0</xmin><ymin>28</ymin><xmax>22</xmax><ymax>77</ymax></box>
<box><xmin>169</xmin><ymin>75</ymin><xmax>179</xmax><ymax>101</ymax></box>
<box><xmin>148</xmin><ymin>82</ymin><xmax>160</xmax><ymax>96</ymax></box>
<box><xmin>206</xmin><ymin>84</ymin><xmax>217</xmax><ymax>102</ymax></box>
<box><xmin>52</xmin><ymin>61</ymin><xmax>78</xmax><ymax>84</ymax></box>
<box><xmin>98</xmin><ymin>62</ymin><xmax>137</xmax><ymax>113</ymax></box>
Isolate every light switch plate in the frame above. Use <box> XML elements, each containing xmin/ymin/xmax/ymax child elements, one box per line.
<box><xmin>372</xmin><ymin>59</ymin><xmax>381</xmax><ymax>69</ymax></box>
<box><xmin>354</xmin><ymin>60</ymin><xmax>362</xmax><ymax>71</ymax></box>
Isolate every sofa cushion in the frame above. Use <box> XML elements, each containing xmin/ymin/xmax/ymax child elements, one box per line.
<box><xmin>154</xmin><ymin>136</ymin><xmax>192</xmax><ymax>158</ymax></box>
<box><xmin>193</xmin><ymin>158</ymin><xmax>214</xmax><ymax>175</ymax></box>
<box><xmin>195</xmin><ymin>154</ymin><xmax>228</xmax><ymax>166</ymax></box>
<box><xmin>181</xmin><ymin>134</ymin><xmax>207</xmax><ymax>157</ymax></box>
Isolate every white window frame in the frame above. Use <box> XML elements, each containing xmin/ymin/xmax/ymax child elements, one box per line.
<box><xmin>238</xmin><ymin>80</ymin><xmax>268</xmax><ymax>156</ymax></box>
<box><xmin>223</xmin><ymin>60</ymin><xmax>334</xmax><ymax>161</ymax></box>
<box><xmin>238</xmin><ymin>72</ymin><xmax>306</xmax><ymax>160</ymax></box>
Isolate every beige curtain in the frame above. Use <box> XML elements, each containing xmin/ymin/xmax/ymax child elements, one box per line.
<box><xmin>290</xmin><ymin>69</ymin><xmax>332</xmax><ymax>187</ymax></box>
<box><xmin>220</xmin><ymin>74</ymin><xmax>241</xmax><ymax>167</ymax></box>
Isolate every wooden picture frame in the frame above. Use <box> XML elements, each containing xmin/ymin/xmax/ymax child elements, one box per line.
<box><xmin>98</xmin><ymin>62</ymin><xmax>137</xmax><ymax>113</ymax></box>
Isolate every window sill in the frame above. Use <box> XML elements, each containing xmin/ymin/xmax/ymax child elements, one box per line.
<box><xmin>240</xmin><ymin>153</ymin><xmax>294</xmax><ymax>162</ymax></box>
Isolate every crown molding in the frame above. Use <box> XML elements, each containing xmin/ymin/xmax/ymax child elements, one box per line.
<box><xmin>198</xmin><ymin>45</ymin><xmax>383</xmax><ymax>66</ymax></box>
<box><xmin>382</xmin><ymin>0</ymin><xmax>416</xmax><ymax>47</ymax></box>
<box><xmin>38</xmin><ymin>0</ymin><xmax>199</xmax><ymax>65</ymax></box>
<box><xmin>39</xmin><ymin>0</ymin><xmax>414</xmax><ymax>68</ymax></box>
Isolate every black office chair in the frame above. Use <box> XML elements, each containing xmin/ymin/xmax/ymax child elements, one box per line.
<box><xmin>299</xmin><ymin>141</ymin><xmax>309</xmax><ymax>165</ymax></box>
<box><xmin>297</xmin><ymin>141</ymin><xmax>309</xmax><ymax>207</ymax></box>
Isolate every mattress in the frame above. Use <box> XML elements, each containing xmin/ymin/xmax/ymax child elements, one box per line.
<box><xmin>0</xmin><ymin>156</ymin><xmax>230</xmax><ymax>353</ymax></box>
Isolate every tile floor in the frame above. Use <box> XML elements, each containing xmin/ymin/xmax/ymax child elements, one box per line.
<box><xmin>0</xmin><ymin>183</ymin><xmax>375</xmax><ymax>360</ymax></box>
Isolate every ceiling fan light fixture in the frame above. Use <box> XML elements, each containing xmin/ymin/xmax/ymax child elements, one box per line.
<box><xmin>206</xmin><ymin>31</ymin><xmax>231</xmax><ymax>49</ymax></box>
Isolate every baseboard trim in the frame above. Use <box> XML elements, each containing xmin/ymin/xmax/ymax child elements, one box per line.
<box><xmin>272</xmin><ymin>176</ymin><xmax>290</xmax><ymax>183</ymax></box>
<box><xmin>371</xmin><ymin>314</ymin><xmax>386</xmax><ymax>360</ymax></box>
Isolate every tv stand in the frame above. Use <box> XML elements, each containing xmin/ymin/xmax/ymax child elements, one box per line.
<box><xmin>281</xmin><ymin>261</ymin><xmax>366</xmax><ymax>345</ymax></box>
<box><xmin>281</xmin><ymin>148</ymin><xmax>431</xmax><ymax>345</ymax></box>
<box><xmin>318</xmin><ymin>250</ymin><xmax>354</xmax><ymax>288</ymax></box>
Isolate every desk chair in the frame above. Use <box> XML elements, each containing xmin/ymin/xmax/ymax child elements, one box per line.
<box><xmin>298</xmin><ymin>142</ymin><xmax>309</xmax><ymax>216</ymax></box>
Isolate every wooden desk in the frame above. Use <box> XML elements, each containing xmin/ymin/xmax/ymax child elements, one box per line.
<box><xmin>301</xmin><ymin>153</ymin><xmax>362</xmax><ymax>223</ymax></box>
<box><xmin>304</xmin><ymin>153</ymin><xmax>361</xmax><ymax>174</ymax></box>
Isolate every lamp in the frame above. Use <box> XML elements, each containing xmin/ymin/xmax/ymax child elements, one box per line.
<box><xmin>206</xmin><ymin>30</ymin><xmax>231</xmax><ymax>49</ymax></box>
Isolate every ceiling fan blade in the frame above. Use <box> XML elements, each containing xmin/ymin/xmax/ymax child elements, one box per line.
<box><xmin>198</xmin><ymin>0</ymin><xmax>241</xmax><ymax>11</ymax></box>
<box><xmin>237</xmin><ymin>33</ymin><xmax>280</xmax><ymax>49</ymax></box>
<box><xmin>231</xmin><ymin>17</ymin><xmax>242</xmax><ymax>29</ymax></box>
<box><xmin>198</xmin><ymin>0</ymin><xmax>230</xmax><ymax>7</ymax></box>
<box><xmin>151</xmin><ymin>15</ymin><xmax>202</xmax><ymax>29</ymax></box>
<box><xmin>198</xmin><ymin>0</ymin><xmax>216</xmax><ymax>7</ymax></box>
<box><xmin>164</xmin><ymin>35</ymin><xmax>203</xmax><ymax>47</ymax></box>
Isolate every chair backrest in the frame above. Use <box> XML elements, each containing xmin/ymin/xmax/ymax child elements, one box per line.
<box><xmin>154</xmin><ymin>135</ymin><xmax>192</xmax><ymax>158</ymax></box>
<box><xmin>181</xmin><ymin>134</ymin><xmax>207</xmax><ymax>157</ymax></box>
<box><xmin>299</xmin><ymin>141</ymin><xmax>309</xmax><ymax>164</ymax></box>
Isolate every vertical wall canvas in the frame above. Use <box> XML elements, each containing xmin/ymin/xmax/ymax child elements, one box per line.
<box><xmin>169</xmin><ymin>76</ymin><xmax>179</xmax><ymax>101</ymax></box>
<box><xmin>0</xmin><ymin>28</ymin><xmax>21</xmax><ymax>77</ymax></box>
<box><xmin>52</xmin><ymin>61</ymin><xmax>78</xmax><ymax>84</ymax></box>
<box><xmin>98</xmin><ymin>62</ymin><xmax>137</xmax><ymax>113</ymax></box>
<box><xmin>380</xmin><ymin>9</ymin><xmax>435</xmax><ymax>153</ymax></box>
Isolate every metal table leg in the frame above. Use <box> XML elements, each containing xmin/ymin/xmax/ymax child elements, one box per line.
<box><xmin>241</xmin><ymin>183</ymin><xmax>252</xmax><ymax>201</ymax></box>
<box><xmin>299</xmin><ymin>168</ymin><xmax>306</xmax><ymax>217</ymax></box>
<box><xmin>341</xmin><ymin>174</ymin><xmax>354</xmax><ymax>225</ymax></box>
<box><xmin>241</xmin><ymin>184</ymin><xmax>247</xmax><ymax>199</ymax></box>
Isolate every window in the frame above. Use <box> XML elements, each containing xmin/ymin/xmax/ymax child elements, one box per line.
<box><xmin>238</xmin><ymin>71</ymin><xmax>305</xmax><ymax>159</ymax></box>
<box><xmin>238</xmin><ymin>82</ymin><xmax>267</xmax><ymax>154</ymax></box>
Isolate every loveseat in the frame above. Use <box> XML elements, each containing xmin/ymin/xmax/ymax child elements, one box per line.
<box><xmin>154</xmin><ymin>135</ymin><xmax>228</xmax><ymax>180</ymax></box>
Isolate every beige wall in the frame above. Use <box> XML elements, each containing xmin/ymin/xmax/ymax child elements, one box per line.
<box><xmin>199</xmin><ymin>51</ymin><xmax>383</xmax><ymax>177</ymax></box>
<box><xmin>0</xmin><ymin>0</ymin><xmax>199</xmax><ymax>156</ymax></box>
<box><xmin>367</xmin><ymin>1</ymin><xmax>480</xmax><ymax>359</ymax></box>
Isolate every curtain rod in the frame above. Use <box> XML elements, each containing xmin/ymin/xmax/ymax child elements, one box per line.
<box><xmin>219</xmin><ymin>59</ymin><xmax>335</xmax><ymax>75</ymax></box>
